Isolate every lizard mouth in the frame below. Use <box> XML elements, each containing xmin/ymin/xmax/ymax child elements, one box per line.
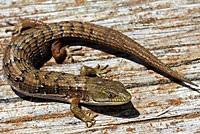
<box><xmin>90</xmin><ymin>94</ymin><xmax>132</xmax><ymax>106</ymax></box>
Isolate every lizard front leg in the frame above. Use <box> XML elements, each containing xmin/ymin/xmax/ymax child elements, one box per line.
<box><xmin>80</xmin><ymin>64</ymin><xmax>110</xmax><ymax>77</ymax></box>
<box><xmin>71</xmin><ymin>65</ymin><xmax>110</xmax><ymax>127</ymax></box>
<box><xmin>70</xmin><ymin>97</ymin><xmax>97</xmax><ymax>127</ymax></box>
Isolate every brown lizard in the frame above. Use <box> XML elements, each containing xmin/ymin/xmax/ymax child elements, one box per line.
<box><xmin>3</xmin><ymin>18</ymin><xmax>198</xmax><ymax>127</ymax></box>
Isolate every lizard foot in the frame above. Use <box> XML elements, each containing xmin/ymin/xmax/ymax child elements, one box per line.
<box><xmin>94</xmin><ymin>64</ymin><xmax>110</xmax><ymax>77</ymax></box>
<box><xmin>70</xmin><ymin>97</ymin><xmax>98</xmax><ymax>127</ymax></box>
<box><xmin>65</xmin><ymin>45</ymin><xmax>84</xmax><ymax>62</ymax></box>
<box><xmin>51</xmin><ymin>40</ymin><xmax>84</xmax><ymax>64</ymax></box>
<box><xmin>80</xmin><ymin>64</ymin><xmax>110</xmax><ymax>77</ymax></box>
<box><xmin>83</xmin><ymin>113</ymin><xmax>98</xmax><ymax>128</ymax></box>
<box><xmin>5</xmin><ymin>18</ymin><xmax>45</xmax><ymax>36</ymax></box>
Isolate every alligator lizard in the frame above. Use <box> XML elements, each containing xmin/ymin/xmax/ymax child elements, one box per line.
<box><xmin>3</xmin><ymin>18</ymin><xmax>198</xmax><ymax>127</ymax></box>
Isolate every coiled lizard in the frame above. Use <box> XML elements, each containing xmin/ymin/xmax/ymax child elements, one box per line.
<box><xmin>3</xmin><ymin>18</ymin><xmax>198</xmax><ymax>127</ymax></box>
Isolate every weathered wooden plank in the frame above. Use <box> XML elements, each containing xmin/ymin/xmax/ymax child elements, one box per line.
<box><xmin>0</xmin><ymin>0</ymin><xmax>199</xmax><ymax>133</ymax></box>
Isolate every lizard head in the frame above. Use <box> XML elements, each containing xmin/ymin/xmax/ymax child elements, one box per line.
<box><xmin>82</xmin><ymin>77</ymin><xmax>132</xmax><ymax>105</ymax></box>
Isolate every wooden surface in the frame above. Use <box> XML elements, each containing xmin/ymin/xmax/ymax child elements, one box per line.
<box><xmin>0</xmin><ymin>0</ymin><xmax>200</xmax><ymax>133</ymax></box>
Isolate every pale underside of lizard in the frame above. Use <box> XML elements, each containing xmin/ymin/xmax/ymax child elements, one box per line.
<box><xmin>3</xmin><ymin>18</ymin><xmax>198</xmax><ymax>127</ymax></box>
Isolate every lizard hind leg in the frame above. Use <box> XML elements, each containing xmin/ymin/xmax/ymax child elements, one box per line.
<box><xmin>5</xmin><ymin>18</ymin><xmax>45</xmax><ymax>36</ymax></box>
<box><xmin>5</xmin><ymin>21</ymin><xmax>20</xmax><ymax>35</ymax></box>
<box><xmin>51</xmin><ymin>40</ymin><xmax>84</xmax><ymax>64</ymax></box>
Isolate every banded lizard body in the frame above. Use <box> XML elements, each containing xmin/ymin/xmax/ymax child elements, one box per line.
<box><xmin>3</xmin><ymin>18</ymin><xmax>198</xmax><ymax>127</ymax></box>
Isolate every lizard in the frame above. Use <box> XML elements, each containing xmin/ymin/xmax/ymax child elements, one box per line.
<box><xmin>3</xmin><ymin>18</ymin><xmax>198</xmax><ymax>127</ymax></box>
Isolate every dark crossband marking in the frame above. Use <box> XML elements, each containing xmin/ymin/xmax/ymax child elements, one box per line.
<box><xmin>43</xmin><ymin>71</ymin><xmax>52</xmax><ymax>79</ymax></box>
<box><xmin>23</xmin><ymin>37</ymin><xmax>31</xmax><ymax>45</ymax></box>
<box><xmin>66</xmin><ymin>80</ymin><xmax>71</xmax><ymax>84</ymax></box>
<box><xmin>55</xmin><ymin>22</ymin><xmax>64</xmax><ymax>37</ymax></box>
<box><xmin>35</xmin><ymin>87</ymin><xmax>40</xmax><ymax>93</ymax></box>
<box><xmin>4</xmin><ymin>57</ymin><xmax>31</xmax><ymax>69</ymax></box>
<box><xmin>55</xmin><ymin>84</ymin><xmax>59</xmax><ymax>94</ymax></box>
<box><xmin>20</xmin><ymin>73</ymin><xmax>25</xmax><ymax>82</ymax></box>
<box><xmin>54</xmin><ymin>77</ymin><xmax>59</xmax><ymax>82</ymax></box>
<box><xmin>31</xmin><ymin>33</ymin><xmax>37</xmax><ymax>40</ymax></box>
<box><xmin>45</xmin><ymin>24</ymin><xmax>54</xmax><ymax>39</ymax></box>
<box><xmin>70</xmin><ymin>22</ymin><xmax>74</xmax><ymax>35</ymax></box>
<box><xmin>7</xmin><ymin>73</ymin><xmax>11</xmax><ymax>79</ymax></box>
<box><xmin>14</xmin><ymin>57</ymin><xmax>21</xmax><ymax>63</ymax></box>
<box><xmin>22</xmin><ymin>39</ymin><xmax>33</xmax><ymax>54</ymax></box>
<box><xmin>10</xmin><ymin>43</ymin><xmax>29</xmax><ymax>58</ymax></box>
<box><xmin>88</xmin><ymin>28</ymin><xmax>93</xmax><ymax>39</ymax></box>
<box><xmin>34</xmin><ymin>81</ymin><xmax>45</xmax><ymax>93</ymax></box>
<box><xmin>66</xmin><ymin>21</ymin><xmax>74</xmax><ymax>35</ymax></box>
<box><xmin>34</xmin><ymin>71</ymin><xmax>39</xmax><ymax>80</ymax></box>
<box><xmin>73</xmin><ymin>76</ymin><xmax>79</xmax><ymax>81</ymax></box>
<box><xmin>40</xmin><ymin>30</ymin><xmax>46</xmax><ymax>43</ymax></box>
<box><xmin>4</xmin><ymin>62</ymin><xmax>9</xmax><ymax>67</ymax></box>
<box><xmin>31</xmin><ymin>34</ymin><xmax>39</xmax><ymax>47</ymax></box>
<box><xmin>54</xmin><ymin>75</ymin><xmax>65</xmax><ymax>82</ymax></box>
<box><xmin>80</xmin><ymin>22</ymin><xmax>85</xmax><ymax>32</ymax></box>
<box><xmin>29</xmin><ymin>35</ymin><xmax>44</xmax><ymax>58</ymax></box>
<box><xmin>15</xmin><ymin>57</ymin><xmax>32</xmax><ymax>65</ymax></box>
<box><xmin>39</xmin><ymin>81</ymin><xmax>45</xmax><ymax>88</ymax></box>
<box><xmin>73</xmin><ymin>76</ymin><xmax>83</xmax><ymax>90</ymax></box>
<box><xmin>6</xmin><ymin>44</ymin><xmax>12</xmax><ymax>48</ymax></box>
<box><xmin>4</xmin><ymin>60</ymin><xmax>13</xmax><ymax>68</ymax></box>
<box><xmin>14</xmin><ymin>77</ymin><xmax>20</xmax><ymax>82</ymax></box>
<box><xmin>14</xmin><ymin>75</ymin><xmax>25</xmax><ymax>83</ymax></box>
<box><xmin>44</xmin><ymin>74</ymin><xmax>48</xmax><ymax>79</ymax></box>
<box><xmin>68</xmin><ymin>85</ymin><xmax>73</xmax><ymax>90</ymax></box>
<box><xmin>21</xmin><ymin>68</ymin><xmax>28</xmax><ymax>73</ymax></box>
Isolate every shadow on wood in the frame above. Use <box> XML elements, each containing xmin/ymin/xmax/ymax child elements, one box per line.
<box><xmin>83</xmin><ymin>101</ymin><xmax>140</xmax><ymax>118</ymax></box>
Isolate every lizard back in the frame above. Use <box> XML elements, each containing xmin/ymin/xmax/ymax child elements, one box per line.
<box><xmin>3</xmin><ymin>21</ymin><xmax>197</xmax><ymax>99</ymax></box>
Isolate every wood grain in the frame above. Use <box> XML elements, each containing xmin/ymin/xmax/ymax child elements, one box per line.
<box><xmin>0</xmin><ymin>0</ymin><xmax>199</xmax><ymax>133</ymax></box>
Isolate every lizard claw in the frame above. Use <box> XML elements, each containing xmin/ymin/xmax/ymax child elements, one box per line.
<box><xmin>84</xmin><ymin>113</ymin><xmax>98</xmax><ymax>128</ymax></box>
<box><xmin>85</xmin><ymin>118</ymin><xmax>96</xmax><ymax>128</ymax></box>
<box><xmin>65</xmin><ymin>46</ymin><xmax>84</xmax><ymax>62</ymax></box>
<box><xmin>94</xmin><ymin>64</ymin><xmax>111</xmax><ymax>77</ymax></box>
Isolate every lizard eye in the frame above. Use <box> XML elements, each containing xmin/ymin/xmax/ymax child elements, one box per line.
<box><xmin>108</xmin><ymin>93</ymin><xmax>116</xmax><ymax>98</ymax></box>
